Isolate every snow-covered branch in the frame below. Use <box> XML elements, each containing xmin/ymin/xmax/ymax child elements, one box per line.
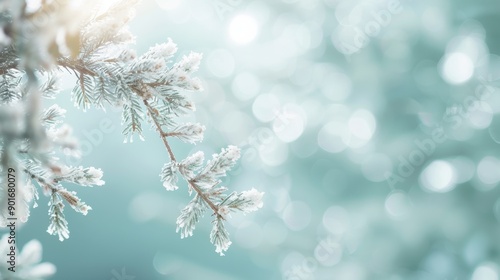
<box><xmin>0</xmin><ymin>0</ymin><xmax>263</xmax><ymax>256</ymax></box>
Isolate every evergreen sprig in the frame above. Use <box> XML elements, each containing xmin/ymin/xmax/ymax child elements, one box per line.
<box><xmin>0</xmin><ymin>0</ymin><xmax>264</xmax><ymax>257</ymax></box>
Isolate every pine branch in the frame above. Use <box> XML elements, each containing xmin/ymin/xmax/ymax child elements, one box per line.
<box><xmin>143</xmin><ymin>99</ymin><xmax>222</xmax><ymax>218</ymax></box>
<box><xmin>23</xmin><ymin>168</ymin><xmax>58</xmax><ymax>193</ymax></box>
<box><xmin>176</xmin><ymin>194</ymin><xmax>206</xmax><ymax>238</ymax></box>
<box><xmin>47</xmin><ymin>192</ymin><xmax>70</xmax><ymax>242</ymax></box>
<box><xmin>210</xmin><ymin>216</ymin><xmax>231</xmax><ymax>256</ymax></box>
<box><xmin>0</xmin><ymin>0</ymin><xmax>264</xmax><ymax>256</ymax></box>
<box><xmin>0</xmin><ymin>63</ymin><xmax>18</xmax><ymax>75</ymax></box>
<box><xmin>58</xmin><ymin>59</ymin><xmax>97</xmax><ymax>77</ymax></box>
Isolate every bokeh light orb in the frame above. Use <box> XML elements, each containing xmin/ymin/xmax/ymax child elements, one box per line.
<box><xmin>385</xmin><ymin>191</ymin><xmax>411</xmax><ymax>218</ymax></box>
<box><xmin>228</xmin><ymin>14</ymin><xmax>259</xmax><ymax>44</ymax></box>
<box><xmin>156</xmin><ymin>0</ymin><xmax>182</xmax><ymax>11</ymax></box>
<box><xmin>468</xmin><ymin>102</ymin><xmax>493</xmax><ymax>129</ymax></box>
<box><xmin>273</xmin><ymin>103</ymin><xmax>306</xmax><ymax>143</ymax></box>
<box><xmin>347</xmin><ymin>109</ymin><xmax>377</xmax><ymax>148</ymax></box>
<box><xmin>477</xmin><ymin>156</ymin><xmax>500</xmax><ymax>185</ymax></box>
<box><xmin>440</xmin><ymin>52</ymin><xmax>474</xmax><ymax>84</ymax></box>
<box><xmin>472</xmin><ymin>263</ymin><xmax>499</xmax><ymax>280</ymax></box>
<box><xmin>322</xmin><ymin>206</ymin><xmax>350</xmax><ymax>235</ymax></box>
<box><xmin>419</xmin><ymin>160</ymin><xmax>457</xmax><ymax>193</ymax></box>
<box><xmin>318</xmin><ymin>121</ymin><xmax>350</xmax><ymax>153</ymax></box>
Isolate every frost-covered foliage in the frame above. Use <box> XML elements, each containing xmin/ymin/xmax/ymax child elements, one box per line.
<box><xmin>0</xmin><ymin>234</ymin><xmax>56</xmax><ymax>280</ymax></box>
<box><xmin>169</xmin><ymin>146</ymin><xmax>264</xmax><ymax>255</ymax></box>
<box><xmin>0</xmin><ymin>0</ymin><xmax>106</xmax><ymax>242</ymax></box>
<box><xmin>0</xmin><ymin>0</ymin><xmax>263</xmax><ymax>255</ymax></box>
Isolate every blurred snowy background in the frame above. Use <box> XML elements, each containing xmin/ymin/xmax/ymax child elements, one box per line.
<box><xmin>13</xmin><ymin>0</ymin><xmax>500</xmax><ymax>279</ymax></box>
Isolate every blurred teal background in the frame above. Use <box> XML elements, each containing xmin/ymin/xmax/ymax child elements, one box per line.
<box><xmin>8</xmin><ymin>0</ymin><xmax>500</xmax><ymax>279</ymax></box>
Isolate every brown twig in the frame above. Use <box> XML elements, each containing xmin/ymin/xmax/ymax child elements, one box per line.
<box><xmin>23</xmin><ymin>168</ymin><xmax>58</xmax><ymax>193</ymax></box>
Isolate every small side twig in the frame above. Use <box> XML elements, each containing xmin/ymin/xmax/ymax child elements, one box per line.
<box><xmin>143</xmin><ymin>98</ymin><xmax>223</xmax><ymax>219</ymax></box>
